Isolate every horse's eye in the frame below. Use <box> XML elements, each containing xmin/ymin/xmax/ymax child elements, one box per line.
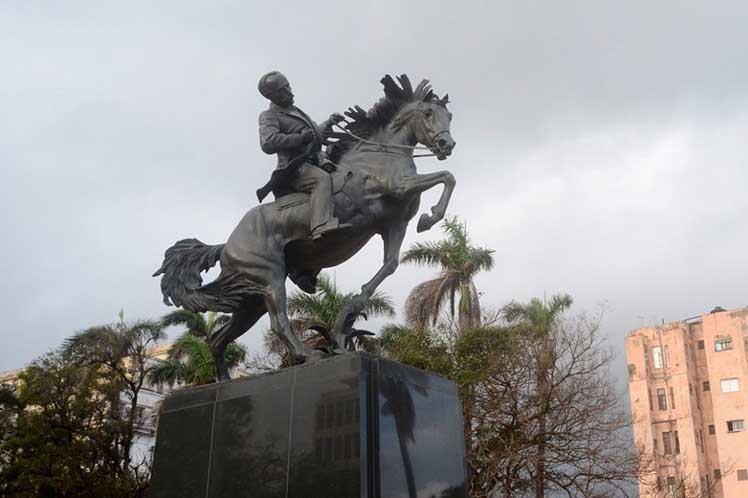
<box><xmin>424</xmin><ymin>109</ymin><xmax>433</xmax><ymax>117</ymax></box>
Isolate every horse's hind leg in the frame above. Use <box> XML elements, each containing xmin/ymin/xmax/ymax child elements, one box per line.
<box><xmin>264</xmin><ymin>284</ymin><xmax>311</xmax><ymax>365</ymax></box>
<box><xmin>209</xmin><ymin>296</ymin><xmax>266</xmax><ymax>380</ymax></box>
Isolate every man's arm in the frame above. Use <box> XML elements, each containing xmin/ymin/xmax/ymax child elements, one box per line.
<box><xmin>317</xmin><ymin>113</ymin><xmax>346</xmax><ymax>135</ymax></box>
<box><xmin>258</xmin><ymin>110</ymin><xmax>309</xmax><ymax>154</ymax></box>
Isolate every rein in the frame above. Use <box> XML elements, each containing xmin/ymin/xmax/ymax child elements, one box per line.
<box><xmin>332</xmin><ymin>123</ymin><xmax>438</xmax><ymax>158</ymax></box>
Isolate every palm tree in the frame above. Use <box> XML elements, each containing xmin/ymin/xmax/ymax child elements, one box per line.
<box><xmin>63</xmin><ymin>312</ymin><xmax>166</xmax><ymax>474</ymax></box>
<box><xmin>264</xmin><ymin>273</ymin><xmax>395</xmax><ymax>365</ymax></box>
<box><xmin>149</xmin><ymin>310</ymin><xmax>247</xmax><ymax>386</ymax></box>
<box><xmin>500</xmin><ymin>294</ymin><xmax>573</xmax><ymax>498</ymax></box>
<box><xmin>401</xmin><ymin>216</ymin><xmax>494</xmax><ymax>332</ymax></box>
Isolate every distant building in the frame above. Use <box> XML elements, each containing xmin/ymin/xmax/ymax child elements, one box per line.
<box><xmin>626</xmin><ymin>306</ymin><xmax>748</xmax><ymax>498</ymax></box>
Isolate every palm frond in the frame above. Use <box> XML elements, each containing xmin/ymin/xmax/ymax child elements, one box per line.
<box><xmin>63</xmin><ymin>325</ymin><xmax>119</xmax><ymax>359</ymax></box>
<box><xmin>401</xmin><ymin>242</ymin><xmax>445</xmax><ymax>267</ymax></box>
<box><xmin>160</xmin><ymin>309</ymin><xmax>207</xmax><ymax>337</ymax></box>
<box><xmin>224</xmin><ymin>342</ymin><xmax>248</xmax><ymax>368</ymax></box>
<box><xmin>361</xmin><ymin>291</ymin><xmax>396</xmax><ymax>318</ymax></box>
<box><xmin>500</xmin><ymin>294</ymin><xmax>573</xmax><ymax>334</ymax></box>
<box><xmin>148</xmin><ymin>360</ymin><xmax>191</xmax><ymax>387</ymax></box>
<box><xmin>404</xmin><ymin>277</ymin><xmax>445</xmax><ymax>329</ymax></box>
<box><xmin>125</xmin><ymin>320</ymin><xmax>167</xmax><ymax>348</ymax></box>
<box><xmin>441</xmin><ymin>216</ymin><xmax>468</xmax><ymax>248</ymax></box>
<box><xmin>431</xmin><ymin>272</ymin><xmax>461</xmax><ymax>325</ymax></box>
<box><xmin>548</xmin><ymin>293</ymin><xmax>574</xmax><ymax>315</ymax></box>
<box><xmin>209</xmin><ymin>313</ymin><xmax>232</xmax><ymax>335</ymax></box>
<box><xmin>465</xmin><ymin>246</ymin><xmax>496</xmax><ymax>274</ymax></box>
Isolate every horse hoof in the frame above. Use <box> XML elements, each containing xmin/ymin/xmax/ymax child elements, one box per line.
<box><xmin>417</xmin><ymin>213</ymin><xmax>432</xmax><ymax>232</ymax></box>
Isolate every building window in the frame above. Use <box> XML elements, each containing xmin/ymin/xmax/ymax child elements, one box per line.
<box><xmin>663</xmin><ymin>345</ymin><xmax>671</xmax><ymax>367</ymax></box>
<box><xmin>697</xmin><ymin>339</ymin><xmax>705</xmax><ymax>350</ymax></box>
<box><xmin>727</xmin><ymin>420</ymin><xmax>744</xmax><ymax>433</ymax></box>
<box><xmin>662</xmin><ymin>431</ymin><xmax>679</xmax><ymax>455</ymax></box>
<box><xmin>721</xmin><ymin>378</ymin><xmax>740</xmax><ymax>393</ymax></box>
<box><xmin>703</xmin><ymin>381</ymin><xmax>710</xmax><ymax>392</ymax></box>
<box><xmin>669</xmin><ymin>387</ymin><xmax>676</xmax><ymax>409</ymax></box>
<box><xmin>715</xmin><ymin>337</ymin><xmax>733</xmax><ymax>352</ymax></box>
<box><xmin>737</xmin><ymin>469</ymin><xmax>748</xmax><ymax>481</ymax></box>
<box><xmin>663</xmin><ymin>432</ymin><xmax>672</xmax><ymax>455</ymax></box>
<box><xmin>667</xmin><ymin>476</ymin><xmax>676</xmax><ymax>498</ymax></box>
<box><xmin>708</xmin><ymin>424</ymin><xmax>715</xmax><ymax>435</ymax></box>
<box><xmin>657</xmin><ymin>388</ymin><xmax>668</xmax><ymax>410</ymax></box>
<box><xmin>648</xmin><ymin>389</ymin><xmax>654</xmax><ymax>411</ymax></box>
<box><xmin>653</xmin><ymin>346</ymin><xmax>663</xmax><ymax>369</ymax></box>
<box><xmin>714</xmin><ymin>469</ymin><xmax>721</xmax><ymax>480</ymax></box>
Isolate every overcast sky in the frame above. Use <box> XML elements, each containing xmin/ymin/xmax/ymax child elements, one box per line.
<box><xmin>2</xmin><ymin>2</ymin><xmax>747</xmax><ymax>386</ymax></box>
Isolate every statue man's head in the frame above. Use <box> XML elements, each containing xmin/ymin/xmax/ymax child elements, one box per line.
<box><xmin>258</xmin><ymin>71</ymin><xmax>294</xmax><ymax>107</ymax></box>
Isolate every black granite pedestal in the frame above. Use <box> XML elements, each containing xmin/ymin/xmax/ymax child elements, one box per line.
<box><xmin>149</xmin><ymin>353</ymin><xmax>467</xmax><ymax>498</ymax></box>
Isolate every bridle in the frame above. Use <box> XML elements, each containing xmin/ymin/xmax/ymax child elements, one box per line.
<box><xmin>332</xmin><ymin>123</ymin><xmax>450</xmax><ymax>158</ymax></box>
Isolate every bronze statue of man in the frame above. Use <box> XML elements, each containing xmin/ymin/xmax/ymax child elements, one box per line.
<box><xmin>256</xmin><ymin>71</ymin><xmax>349</xmax><ymax>240</ymax></box>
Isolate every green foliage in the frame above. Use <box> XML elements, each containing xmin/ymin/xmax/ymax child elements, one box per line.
<box><xmin>402</xmin><ymin>216</ymin><xmax>494</xmax><ymax>331</ymax></box>
<box><xmin>287</xmin><ymin>274</ymin><xmax>395</xmax><ymax>333</ymax></box>
<box><xmin>379</xmin><ymin>324</ymin><xmax>453</xmax><ymax>377</ymax></box>
<box><xmin>0</xmin><ymin>352</ymin><xmax>147</xmax><ymax>498</ymax></box>
<box><xmin>261</xmin><ymin>273</ymin><xmax>395</xmax><ymax>367</ymax></box>
<box><xmin>150</xmin><ymin>310</ymin><xmax>247</xmax><ymax>386</ymax></box>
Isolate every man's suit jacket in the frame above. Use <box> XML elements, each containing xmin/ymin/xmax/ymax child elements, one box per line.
<box><xmin>258</xmin><ymin>103</ymin><xmax>325</xmax><ymax>171</ymax></box>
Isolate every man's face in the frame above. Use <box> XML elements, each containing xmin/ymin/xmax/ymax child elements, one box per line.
<box><xmin>270</xmin><ymin>77</ymin><xmax>294</xmax><ymax>107</ymax></box>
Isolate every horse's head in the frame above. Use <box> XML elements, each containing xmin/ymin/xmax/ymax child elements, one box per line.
<box><xmin>408</xmin><ymin>96</ymin><xmax>455</xmax><ymax>160</ymax></box>
<box><xmin>333</xmin><ymin>75</ymin><xmax>456</xmax><ymax>162</ymax></box>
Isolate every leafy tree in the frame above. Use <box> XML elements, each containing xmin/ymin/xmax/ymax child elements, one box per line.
<box><xmin>401</xmin><ymin>216</ymin><xmax>494</xmax><ymax>331</ymax></box>
<box><xmin>149</xmin><ymin>310</ymin><xmax>247</xmax><ymax>386</ymax></box>
<box><xmin>258</xmin><ymin>274</ymin><xmax>395</xmax><ymax>369</ymax></box>
<box><xmin>0</xmin><ymin>352</ymin><xmax>147</xmax><ymax>498</ymax></box>
<box><xmin>0</xmin><ymin>384</ymin><xmax>21</xmax><ymax>472</ymax></box>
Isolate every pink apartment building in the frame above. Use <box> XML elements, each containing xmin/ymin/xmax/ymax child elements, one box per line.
<box><xmin>626</xmin><ymin>306</ymin><xmax>748</xmax><ymax>498</ymax></box>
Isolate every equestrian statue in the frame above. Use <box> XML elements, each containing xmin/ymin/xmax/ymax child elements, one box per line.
<box><xmin>154</xmin><ymin>73</ymin><xmax>457</xmax><ymax>379</ymax></box>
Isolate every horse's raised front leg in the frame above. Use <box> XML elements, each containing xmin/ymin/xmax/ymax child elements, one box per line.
<box><xmin>397</xmin><ymin>171</ymin><xmax>456</xmax><ymax>232</ymax></box>
<box><xmin>333</xmin><ymin>222</ymin><xmax>408</xmax><ymax>349</ymax></box>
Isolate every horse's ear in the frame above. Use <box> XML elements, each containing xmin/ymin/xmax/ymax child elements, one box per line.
<box><xmin>440</xmin><ymin>93</ymin><xmax>450</xmax><ymax>106</ymax></box>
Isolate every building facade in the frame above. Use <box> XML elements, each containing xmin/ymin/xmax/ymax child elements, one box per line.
<box><xmin>626</xmin><ymin>306</ymin><xmax>748</xmax><ymax>498</ymax></box>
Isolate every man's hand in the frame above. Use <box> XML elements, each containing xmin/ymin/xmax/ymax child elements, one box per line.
<box><xmin>329</xmin><ymin>112</ymin><xmax>346</xmax><ymax>124</ymax></box>
<box><xmin>301</xmin><ymin>129</ymin><xmax>316</xmax><ymax>144</ymax></box>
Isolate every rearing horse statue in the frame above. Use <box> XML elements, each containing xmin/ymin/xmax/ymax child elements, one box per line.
<box><xmin>154</xmin><ymin>74</ymin><xmax>456</xmax><ymax>379</ymax></box>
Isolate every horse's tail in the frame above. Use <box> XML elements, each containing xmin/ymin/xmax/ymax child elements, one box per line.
<box><xmin>153</xmin><ymin>238</ymin><xmax>226</xmax><ymax>312</ymax></box>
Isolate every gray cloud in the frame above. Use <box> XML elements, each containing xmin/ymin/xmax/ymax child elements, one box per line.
<box><xmin>2</xmin><ymin>1</ymin><xmax>747</xmax><ymax>383</ymax></box>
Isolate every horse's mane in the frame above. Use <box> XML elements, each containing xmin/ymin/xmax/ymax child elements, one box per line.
<box><xmin>326</xmin><ymin>74</ymin><xmax>448</xmax><ymax>163</ymax></box>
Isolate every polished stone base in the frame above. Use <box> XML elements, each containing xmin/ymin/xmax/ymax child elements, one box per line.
<box><xmin>149</xmin><ymin>353</ymin><xmax>467</xmax><ymax>498</ymax></box>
